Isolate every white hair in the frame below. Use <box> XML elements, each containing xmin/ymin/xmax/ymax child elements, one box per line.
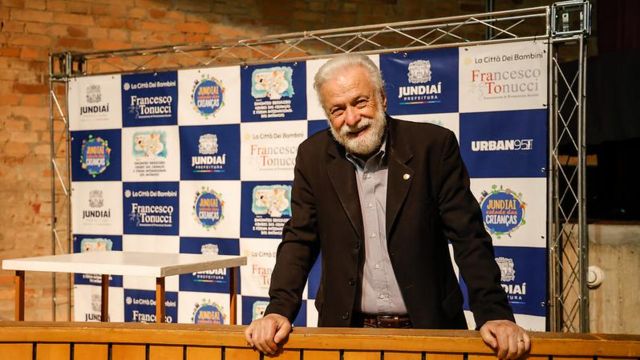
<box><xmin>313</xmin><ymin>54</ymin><xmax>385</xmax><ymax>105</ymax></box>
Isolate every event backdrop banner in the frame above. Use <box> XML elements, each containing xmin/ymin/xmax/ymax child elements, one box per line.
<box><xmin>68</xmin><ymin>40</ymin><xmax>549</xmax><ymax>330</ymax></box>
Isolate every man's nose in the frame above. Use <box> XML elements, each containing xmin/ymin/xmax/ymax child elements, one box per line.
<box><xmin>344</xmin><ymin>106</ymin><xmax>360</xmax><ymax>127</ymax></box>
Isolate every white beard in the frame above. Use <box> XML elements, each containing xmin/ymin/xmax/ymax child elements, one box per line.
<box><xmin>329</xmin><ymin>108</ymin><xmax>387</xmax><ymax>156</ymax></box>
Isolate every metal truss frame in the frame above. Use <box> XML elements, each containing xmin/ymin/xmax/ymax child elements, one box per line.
<box><xmin>48</xmin><ymin>1</ymin><xmax>591</xmax><ymax>331</ymax></box>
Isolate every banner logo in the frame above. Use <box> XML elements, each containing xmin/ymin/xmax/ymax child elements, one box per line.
<box><xmin>191</xmin><ymin>243</ymin><xmax>227</xmax><ymax>282</ymax></box>
<box><xmin>82</xmin><ymin>190</ymin><xmax>111</xmax><ymax>221</ymax></box>
<box><xmin>133</xmin><ymin>131</ymin><xmax>167</xmax><ymax>158</ymax></box>
<box><xmin>252</xmin><ymin>185</ymin><xmax>291</xmax><ymax>218</ymax></box>
<box><xmin>252</xmin><ymin>301</ymin><xmax>269</xmax><ymax>321</ymax></box>
<box><xmin>471</xmin><ymin>139</ymin><xmax>533</xmax><ymax>152</ymax></box>
<box><xmin>80</xmin><ymin>84</ymin><xmax>109</xmax><ymax>116</ymax></box>
<box><xmin>479</xmin><ymin>185</ymin><xmax>526</xmax><ymax>238</ymax></box>
<box><xmin>191</xmin><ymin>300</ymin><xmax>225</xmax><ymax>324</ymax></box>
<box><xmin>398</xmin><ymin>58</ymin><xmax>442</xmax><ymax>104</ymax></box>
<box><xmin>80</xmin><ymin>135</ymin><xmax>111</xmax><ymax>177</ymax></box>
<box><xmin>251</xmin><ymin>67</ymin><xmax>294</xmax><ymax>100</ymax></box>
<box><xmin>496</xmin><ymin>256</ymin><xmax>527</xmax><ymax>302</ymax></box>
<box><xmin>129</xmin><ymin>203</ymin><xmax>174</xmax><ymax>227</ymax></box>
<box><xmin>193</xmin><ymin>188</ymin><xmax>224</xmax><ymax>230</ymax></box>
<box><xmin>191</xmin><ymin>134</ymin><xmax>227</xmax><ymax>173</ymax></box>
<box><xmin>192</xmin><ymin>76</ymin><xmax>224</xmax><ymax>117</ymax></box>
<box><xmin>80</xmin><ymin>237</ymin><xmax>113</xmax><ymax>252</ymax></box>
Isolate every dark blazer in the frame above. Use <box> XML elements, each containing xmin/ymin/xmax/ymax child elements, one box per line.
<box><xmin>264</xmin><ymin>116</ymin><xmax>514</xmax><ymax>329</ymax></box>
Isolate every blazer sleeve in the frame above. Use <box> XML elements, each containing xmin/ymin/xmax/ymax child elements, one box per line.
<box><xmin>436</xmin><ymin>131</ymin><xmax>515</xmax><ymax>328</ymax></box>
<box><xmin>264</xmin><ymin>146</ymin><xmax>321</xmax><ymax>322</ymax></box>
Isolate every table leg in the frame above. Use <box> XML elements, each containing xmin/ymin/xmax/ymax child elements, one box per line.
<box><xmin>230</xmin><ymin>267</ymin><xmax>238</xmax><ymax>325</ymax></box>
<box><xmin>15</xmin><ymin>270</ymin><xmax>25</xmax><ymax>321</ymax></box>
<box><xmin>101</xmin><ymin>274</ymin><xmax>109</xmax><ymax>322</ymax></box>
<box><xmin>156</xmin><ymin>277</ymin><xmax>165</xmax><ymax>324</ymax></box>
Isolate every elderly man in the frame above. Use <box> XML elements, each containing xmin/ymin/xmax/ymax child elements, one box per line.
<box><xmin>245</xmin><ymin>54</ymin><xmax>531</xmax><ymax>359</ymax></box>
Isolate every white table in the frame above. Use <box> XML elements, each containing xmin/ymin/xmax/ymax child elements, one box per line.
<box><xmin>2</xmin><ymin>251</ymin><xmax>247</xmax><ymax>324</ymax></box>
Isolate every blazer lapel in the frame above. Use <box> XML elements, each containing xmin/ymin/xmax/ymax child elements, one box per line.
<box><xmin>327</xmin><ymin>143</ymin><xmax>363</xmax><ymax>239</ymax></box>
<box><xmin>386</xmin><ymin>126</ymin><xmax>414</xmax><ymax>239</ymax></box>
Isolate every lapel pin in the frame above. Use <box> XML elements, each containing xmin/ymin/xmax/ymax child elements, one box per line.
<box><xmin>403</xmin><ymin>173</ymin><xmax>410</xmax><ymax>180</ymax></box>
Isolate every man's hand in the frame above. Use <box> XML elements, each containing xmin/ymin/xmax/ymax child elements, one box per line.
<box><xmin>479</xmin><ymin>320</ymin><xmax>530</xmax><ymax>360</ymax></box>
<box><xmin>244</xmin><ymin>313</ymin><xmax>292</xmax><ymax>355</ymax></box>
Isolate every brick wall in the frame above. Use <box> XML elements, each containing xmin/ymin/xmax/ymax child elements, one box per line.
<box><xmin>0</xmin><ymin>0</ymin><xmax>557</xmax><ymax>321</ymax></box>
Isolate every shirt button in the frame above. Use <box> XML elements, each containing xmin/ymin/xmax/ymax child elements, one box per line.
<box><xmin>348</xmin><ymin>279</ymin><xmax>355</xmax><ymax>286</ymax></box>
<box><xmin>368</xmin><ymin>203</ymin><xmax>373</xmax><ymax>208</ymax></box>
<box><xmin>370</xmin><ymin>233</ymin><xmax>376</xmax><ymax>238</ymax></box>
<box><xmin>375</xmin><ymin>264</ymin><xmax>381</xmax><ymax>269</ymax></box>
<box><xmin>379</xmin><ymin>294</ymin><xmax>385</xmax><ymax>299</ymax></box>
<box><xmin>342</xmin><ymin>312</ymin><xmax>350</xmax><ymax>320</ymax></box>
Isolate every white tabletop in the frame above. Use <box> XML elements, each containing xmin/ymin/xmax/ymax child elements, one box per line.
<box><xmin>2</xmin><ymin>251</ymin><xmax>247</xmax><ymax>277</ymax></box>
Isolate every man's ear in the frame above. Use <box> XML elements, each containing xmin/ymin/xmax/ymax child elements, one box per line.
<box><xmin>381</xmin><ymin>91</ymin><xmax>387</xmax><ymax>110</ymax></box>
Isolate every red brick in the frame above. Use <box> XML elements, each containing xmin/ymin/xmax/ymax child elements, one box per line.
<box><xmin>1</xmin><ymin>95</ymin><xmax>21</xmax><ymax>106</ymax></box>
<box><xmin>2</xmin><ymin>142</ymin><xmax>30</xmax><ymax>157</ymax></box>
<box><xmin>24</xmin><ymin>0</ymin><xmax>46</xmax><ymax>10</ymax></box>
<box><xmin>141</xmin><ymin>21</ymin><xmax>175</xmax><ymax>32</ymax></box>
<box><xmin>0</xmin><ymin>47</ymin><xmax>22</xmax><ymax>57</ymax></box>
<box><xmin>95</xmin><ymin>16</ymin><xmax>126</xmax><ymax>28</ymax></box>
<box><xmin>21</xmin><ymin>47</ymin><xmax>49</xmax><ymax>60</ymax></box>
<box><xmin>10</xmin><ymin>8</ymin><xmax>53</xmax><ymax>23</ymax></box>
<box><xmin>21</xmin><ymin>94</ymin><xmax>46</xmax><ymax>106</ymax></box>
<box><xmin>67</xmin><ymin>25</ymin><xmax>88</xmax><ymax>37</ymax></box>
<box><xmin>13</xmin><ymin>83</ymin><xmax>47</xmax><ymax>94</ymax></box>
<box><xmin>86</xmin><ymin>27</ymin><xmax>109</xmax><ymax>39</ymax></box>
<box><xmin>175</xmin><ymin>22</ymin><xmax>210</xmax><ymax>34</ymax></box>
<box><xmin>56</xmin><ymin>37</ymin><xmax>93</xmax><ymax>50</ymax></box>
<box><xmin>46</xmin><ymin>0</ymin><xmax>66</xmax><ymax>12</ymax></box>
<box><xmin>10</xmin><ymin>131</ymin><xmax>39</xmax><ymax>143</ymax></box>
<box><xmin>149</xmin><ymin>8</ymin><xmax>165</xmax><ymax>19</ymax></box>
<box><xmin>55</xmin><ymin>13</ymin><xmax>94</xmax><ymax>26</ymax></box>
<box><xmin>47</xmin><ymin>24</ymin><xmax>68</xmax><ymax>37</ymax></box>
<box><xmin>93</xmin><ymin>40</ymin><xmax>132</xmax><ymax>51</ymax></box>
<box><xmin>128</xmin><ymin>7</ymin><xmax>147</xmax><ymax>19</ymax></box>
<box><xmin>24</xmin><ymin>22</ymin><xmax>48</xmax><ymax>34</ymax></box>
<box><xmin>2</xmin><ymin>21</ymin><xmax>26</xmax><ymax>33</ymax></box>
<box><xmin>108</xmin><ymin>29</ymin><xmax>129</xmax><ymax>42</ymax></box>
<box><xmin>66</xmin><ymin>1</ymin><xmax>89</xmax><ymax>14</ymax></box>
<box><xmin>165</xmin><ymin>10</ymin><xmax>185</xmax><ymax>22</ymax></box>
<box><xmin>9</xmin><ymin>33</ymin><xmax>51</xmax><ymax>47</ymax></box>
<box><xmin>2</xmin><ymin>119</ymin><xmax>27</xmax><ymax>131</ymax></box>
<box><xmin>2</xmin><ymin>0</ymin><xmax>25</xmax><ymax>8</ymax></box>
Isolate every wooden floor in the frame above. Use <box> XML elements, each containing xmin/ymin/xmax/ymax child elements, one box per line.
<box><xmin>0</xmin><ymin>322</ymin><xmax>639</xmax><ymax>359</ymax></box>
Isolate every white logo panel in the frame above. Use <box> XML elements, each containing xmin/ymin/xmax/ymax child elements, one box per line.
<box><xmin>178</xmin><ymin>66</ymin><xmax>241</xmax><ymax>125</ymax></box>
<box><xmin>71</xmin><ymin>181</ymin><xmax>123</xmax><ymax>235</ymax></box>
<box><xmin>179</xmin><ymin>180</ymin><xmax>241</xmax><ymax>238</ymax></box>
<box><xmin>122</xmin><ymin>126</ymin><xmax>180</xmax><ymax>182</ymax></box>
<box><xmin>459</xmin><ymin>40</ymin><xmax>548</xmax><ymax>113</ymax></box>
<box><xmin>240</xmin><ymin>121</ymin><xmax>306</xmax><ymax>180</ymax></box>
<box><xmin>470</xmin><ymin>177</ymin><xmax>546</xmax><ymax>248</ymax></box>
<box><xmin>69</xmin><ymin>74</ymin><xmax>123</xmax><ymax>130</ymax></box>
<box><xmin>239</xmin><ymin>238</ymin><xmax>278</xmax><ymax>297</ymax></box>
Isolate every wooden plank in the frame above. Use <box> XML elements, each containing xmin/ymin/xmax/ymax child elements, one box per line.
<box><xmin>467</xmin><ymin>355</ymin><xmax>495</xmax><ymax>360</ymax></box>
<box><xmin>75</xmin><ymin>344</ymin><xmax>109</xmax><ymax>360</ymax></box>
<box><xmin>343</xmin><ymin>351</ymin><xmax>381</xmax><ymax>360</ymax></box>
<box><xmin>37</xmin><ymin>343</ymin><xmax>70</xmax><ymax>360</ymax></box>
<box><xmin>185</xmin><ymin>346</ymin><xmax>222</xmax><ymax>360</ymax></box>
<box><xmin>303</xmin><ymin>350</ymin><xmax>341</xmax><ymax>360</ymax></box>
<box><xmin>385</xmin><ymin>351</ymin><xmax>422</xmax><ymax>359</ymax></box>
<box><xmin>548</xmin><ymin>358</ymin><xmax>594</xmax><ymax>360</ymax></box>
<box><xmin>0</xmin><ymin>343</ymin><xmax>32</xmax><ymax>358</ymax></box>
<box><xmin>230</xmin><ymin>267</ymin><xmax>238</xmax><ymax>325</ymax></box>
<box><xmin>112</xmin><ymin>344</ymin><xmax>146</xmax><ymax>360</ymax></box>
<box><xmin>101</xmin><ymin>274</ymin><xmax>109</xmax><ymax>322</ymax></box>
<box><xmin>426</xmin><ymin>354</ymin><xmax>464</xmax><ymax>360</ymax></box>
<box><xmin>276</xmin><ymin>350</ymin><xmax>301</xmax><ymax>359</ymax></box>
<box><xmin>225</xmin><ymin>347</ymin><xmax>260</xmax><ymax>360</ymax></box>
<box><xmin>15</xmin><ymin>271</ymin><xmax>25</xmax><ymax>321</ymax></box>
<box><xmin>156</xmin><ymin>277</ymin><xmax>166</xmax><ymax>324</ymax></box>
<box><xmin>149</xmin><ymin>345</ymin><xmax>183</xmax><ymax>360</ymax></box>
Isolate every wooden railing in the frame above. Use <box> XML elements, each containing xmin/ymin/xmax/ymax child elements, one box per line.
<box><xmin>0</xmin><ymin>322</ymin><xmax>639</xmax><ymax>359</ymax></box>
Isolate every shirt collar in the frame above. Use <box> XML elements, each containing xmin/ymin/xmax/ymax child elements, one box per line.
<box><xmin>345</xmin><ymin>136</ymin><xmax>387</xmax><ymax>170</ymax></box>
